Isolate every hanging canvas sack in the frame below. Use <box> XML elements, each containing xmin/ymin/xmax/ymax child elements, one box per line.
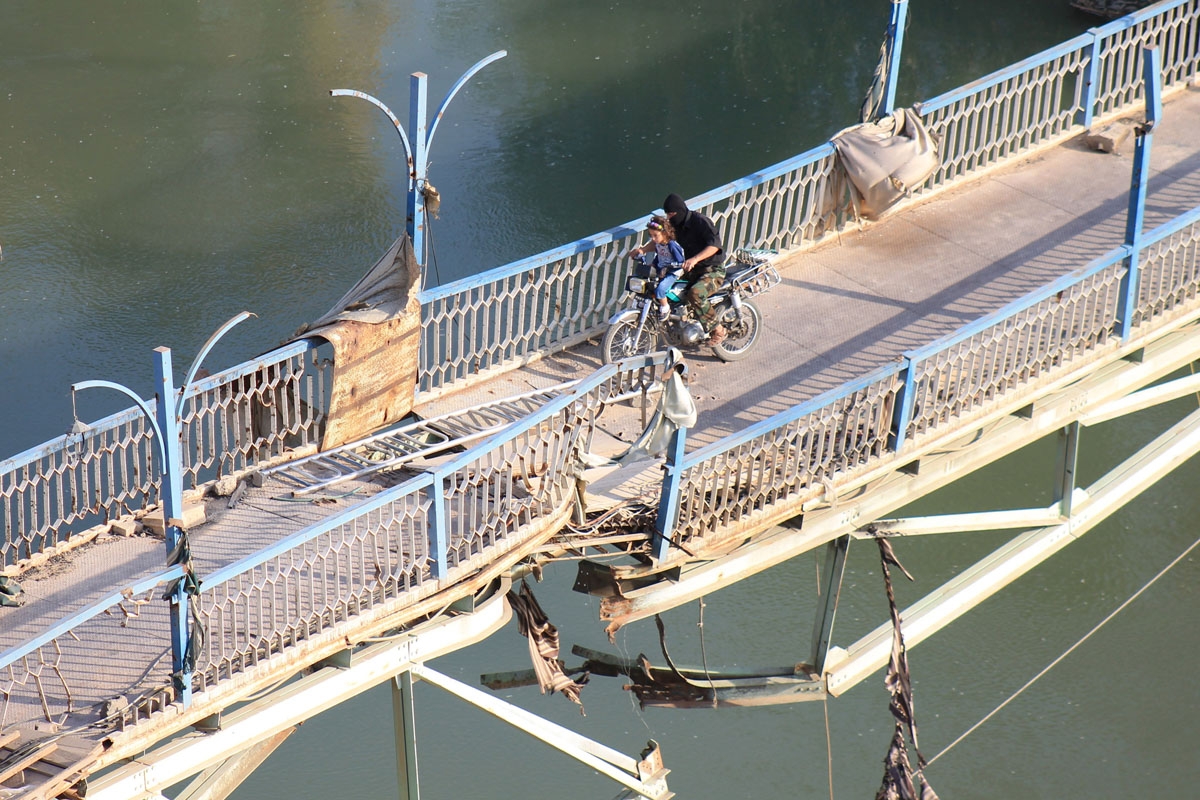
<box><xmin>831</xmin><ymin>108</ymin><xmax>941</xmax><ymax>220</ymax></box>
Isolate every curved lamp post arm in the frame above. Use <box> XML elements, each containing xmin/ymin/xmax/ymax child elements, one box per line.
<box><xmin>69</xmin><ymin>313</ymin><xmax>256</xmax><ymax>709</ymax></box>
<box><xmin>330</xmin><ymin>89</ymin><xmax>415</xmax><ymax>191</ymax></box>
<box><xmin>70</xmin><ymin>379</ymin><xmax>167</xmax><ymax>465</ymax></box>
<box><xmin>330</xmin><ymin>51</ymin><xmax>508</xmax><ymax>279</ymax></box>
<box><xmin>426</xmin><ymin>50</ymin><xmax>507</xmax><ymax>150</ymax></box>
<box><xmin>177</xmin><ymin>311</ymin><xmax>256</xmax><ymax>418</ymax></box>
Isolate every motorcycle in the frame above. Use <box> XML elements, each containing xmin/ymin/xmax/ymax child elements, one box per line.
<box><xmin>600</xmin><ymin>248</ymin><xmax>781</xmax><ymax>364</ymax></box>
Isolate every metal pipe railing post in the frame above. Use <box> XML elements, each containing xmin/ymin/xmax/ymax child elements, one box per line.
<box><xmin>1118</xmin><ymin>46</ymin><xmax>1163</xmax><ymax>341</ymax></box>
<box><xmin>653</xmin><ymin>426</ymin><xmax>688</xmax><ymax>563</ymax></box>
<box><xmin>891</xmin><ymin>356</ymin><xmax>918</xmax><ymax>452</ymax></box>
<box><xmin>427</xmin><ymin>474</ymin><xmax>449</xmax><ymax>579</ymax></box>
<box><xmin>409</xmin><ymin>72</ymin><xmax>430</xmax><ymax>273</ymax></box>
<box><xmin>881</xmin><ymin>0</ymin><xmax>910</xmax><ymax>116</ymax></box>
<box><xmin>153</xmin><ymin>346</ymin><xmax>192</xmax><ymax>707</ymax></box>
<box><xmin>1081</xmin><ymin>30</ymin><xmax>1103</xmax><ymax>129</ymax></box>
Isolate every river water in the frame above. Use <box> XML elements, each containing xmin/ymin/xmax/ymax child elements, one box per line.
<box><xmin>2</xmin><ymin>2</ymin><xmax>1197</xmax><ymax>798</ymax></box>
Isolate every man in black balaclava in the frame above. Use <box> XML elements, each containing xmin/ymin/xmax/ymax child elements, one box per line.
<box><xmin>634</xmin><ymin>193</ymin><xmax>727</xmax><ymax>345</ymax></box>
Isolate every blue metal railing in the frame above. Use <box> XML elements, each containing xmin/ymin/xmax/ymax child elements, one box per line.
<box><xmin>416</xmin><ymin>0</ymin><xmax>1198</xmax><ymax>399</ymax></box>
<box><xmin>3</xmin><ymin>0</ymin><xmax>1200</xmax><ymax>729</ymax></box>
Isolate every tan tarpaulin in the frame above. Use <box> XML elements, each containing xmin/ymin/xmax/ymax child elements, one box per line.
<box><xmin>291</xmin><ymin>234</ymin><xmax>422</xmax><ymax>450</ymax></box>
<box><xmin>831</xmin><ymin>108</ymin><xmax>940</xmax><ymax>220</ymax></box>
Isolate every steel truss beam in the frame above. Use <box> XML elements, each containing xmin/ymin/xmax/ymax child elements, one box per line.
<box><xmin>827</xmin><ymin>403</ymin><xmax>1200</xmax><ymax>694</ymax></box>
<box><xmin>410</xmin><ymin>664</ymin><xmax>673</xmax><ymax>800</ymax></box>
<box><xmin>172</xmin><ymin>729</ymin><xmax>296</xmax><ymax>800</ymax></box>
<box><xmin>596</xmin><ymin>321</ymin><xmax>1200</xmax><ymax>632</ymax></box>
<box><xmin>85</xmin><ymin>580</ymin><xmax>511</xmax><ymax>800</ymax></box>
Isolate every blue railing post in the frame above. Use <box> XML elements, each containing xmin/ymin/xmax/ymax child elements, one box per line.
<box><xmin>1081</xmin><ymin>30</ymin><xmax>1103</xmax><ymax>130</ymax></box>
<box><xmin>426</xmin><ymin>473</ymin><xmax>449</xmax><ymax>578</ymax></box>
<box><xmin>409</xmin><ymin>72</ymin><xmax>430</xmax><ymax>273</ymax></box>
<box><xmin>890</xmin><ymin>355</ymin><xmax>918</xmax><ymax>452</ymax></box>
<box><xmin>70</xmin><ymin>312</ymin><xmax>253</xmax><ymax>709</ymax></box>
<box><xmin>1117</xmin><ymin>46</ymin><xmax>1163</xmax><ymax>341</ymax></box>
<box><xmin>881</xmin><ymin>0</ymin><xmax>910</xmax><ymax>116</ymax></box>
<box><xmin>653</xmin><ymin>426</ymin><xmax>688</xmax><ymax>563</ymax></box>
<box><xmin>153</xmin><ymin>346</ymin><xmax>192</xmax><ymax>707</ymax></box>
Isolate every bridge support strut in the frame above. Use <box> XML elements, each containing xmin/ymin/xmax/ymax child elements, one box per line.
<box><xmin>410</xmin><ymin>664</ymin><xmax>673</xmax><ymax>799</ymax></box>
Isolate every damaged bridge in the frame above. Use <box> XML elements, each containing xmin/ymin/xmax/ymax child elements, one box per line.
<box><xmin>4</xmin><ymin>5</ymin><xmax>1200</xmax><ymax>799</ymax></box>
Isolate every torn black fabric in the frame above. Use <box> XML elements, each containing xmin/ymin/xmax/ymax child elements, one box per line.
<box><xmin>874</xmin><ymin>537</ymin><xmax>939</xmax><ymax>800</ymax></box>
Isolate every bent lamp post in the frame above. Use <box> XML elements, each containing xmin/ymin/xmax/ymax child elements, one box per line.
<box><xmin>331</xmin><ymin>50</ymin><xmax>508</xmax><ymax>285</ymax></box>
<box><xmin>881</xmin><ymin>0</ymin><xmax>910</xmax><ymax>117</ymax></box>
<box><xmin>71</xmin><ymin>311</ymin><xmax>255</xmax><ymax>708</ymax></box>
<box><xmin>1118</xmin><ymin>46</ymin><xmax>1163</xmax><ymax>341</ymax></box>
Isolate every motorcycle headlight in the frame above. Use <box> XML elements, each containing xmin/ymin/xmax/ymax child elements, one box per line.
<box><xmin>626</xmin><ymin>276</ymin><xmax>649</xmax><ymax>293</ymax></box>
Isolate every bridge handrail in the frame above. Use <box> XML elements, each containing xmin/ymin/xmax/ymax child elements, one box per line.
<box><xmin>664</xmin><ymin>365</ymin><xmax>904</xmax><ymax>548</ymax></box>
<box><xmin>903</xmin><ymin>248</ymin><xmax>1131</xmax><ymax>364</ymax></box>
<box><xmin>0</xmin><ymin>353</ymin><xmax>670</xmax><ymax>729</ymax></box>
<box><xmin>678</xmin><ymin>363</ymin><xmax>904</xmax><ymax>470</ymax></box>
<box><xmin>194</xmin><ymin>351</ymin><xmax>666</xmax><ymax>593</ymax></box>
<box><xmin>416</xmin><ymin>143</ymin><xmax>840</xmax><ymax>394</ymax></box>
<box><xmin>1142</xmin><ymin>200</ymin><xmax>1200</xmax><ymax>244</ymax></box>
<box><xmin>189</xmin><ymin>351</ymin><xmax>669</xmax><ymax>699</ymax></box>
<box><xmin>1091</xmin><ymin>0</ymin><xmax>1200</xmax><ymax>119</ymax></box>
<box><xmin>665</xmin><ymin>196</ymin><xmax>1200</xmax><ymax>549</ymax></box>
<box><xmin>1130</xmin><ymin>202</ymin><xmax>1200</xmax><ymax>330</ymax></box>
<box><xmin>415</xmin><ymin>2</ymin><xmax>1199</xmax><ymax>399</ymax></box>
<box><xmin>0</xmin><ymin>566</ymin><xmax>185</xmax><ymax>671</ymax></box>
<box><xmin>1</xmin><ymin>340</ymin><xmax>329</xmax><ymax>571</ymax></box>
<box><xmin>915</xmin><ymin>33</ymin><xmax>1096</xmax><ymax>115</ymax></box>
<box><xmin>419</xmin><ymin>144</ymin><xmax>839</xmax><ymax>306</ymax></box>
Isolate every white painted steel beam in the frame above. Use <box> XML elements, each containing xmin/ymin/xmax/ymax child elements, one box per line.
<box><xmin>410</xmin><ymin>664</ymin><xmax>673</xmax><ymax>800</ymax></box>
<box><xmin>392</xmin><ymin>670</ymin><xmax>420</xmax><ymax>800</ymax></box>
<box><xmin>824</xmin><ymin>405</ymin><xmax>1200</xmax><ymax>696</ymax></box>
<box><xmin>1077</xmin><ymin>369</ymin><xmax>1200</xmax><ymax>427</ymax></box>
<box><xmin>858</xmin><ymin>504</ymin><xmax>1067</xmax><ymax>537</ymax></box>
<box><xmin>86</xmin><ymin>583</ymin><xmax>511</xmax><ymax>800</ymax></box>
<box><xmin>172</xmin><ymin>728</ymin><xmax>296</xmax><ymax>800</ymax></box>
<box><xmin>600</xmin><ymin>322</ymin><xmax>1200</xmax><ymax>632</ymax></box>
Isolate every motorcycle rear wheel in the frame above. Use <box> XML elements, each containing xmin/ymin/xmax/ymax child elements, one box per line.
<box><xmin>601</xmin><ymin>313</ymin><xmax>659</xmax><ymax>364</ymax></box>
<box><xmin>712</xmin><ymin>300</ymin><xmax>761</xmax><ymax>362</ymax></box>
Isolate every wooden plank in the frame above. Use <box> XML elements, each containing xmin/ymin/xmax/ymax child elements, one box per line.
<box><xmin>22</xmin><ymin>741</ymin><xmax>105</xmax><ymax>800</ymax></box>
<box><xmin>0</xmin><ymin>741</ymin><xmax>56</xmax><ymax>786</ymax></box>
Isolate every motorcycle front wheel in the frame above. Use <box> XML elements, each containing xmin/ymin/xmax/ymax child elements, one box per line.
<box><xmin>601</xmin><ymin>312</ymin><xmax>659</xmax><ymax>364</ymax></box>
<box><xmin>712</xmin><ymin>300</ymin><xmax>761</xmax><ymax>362</ymax></box>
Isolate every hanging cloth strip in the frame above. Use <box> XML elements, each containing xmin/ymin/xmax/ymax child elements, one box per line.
<box><xmin>507</xmin><ymin>580</ymin><xmax>589</xmax><ymax>712</ymax></box>
<box><xmin>577</xmin><ymin>349</ymin><xmax>697</xmax><ymax>470</ymax></box>
<box><xmin>874</xmin><ymin>535</ymin><xmax>939</xmax><ymax>800</ymax></box>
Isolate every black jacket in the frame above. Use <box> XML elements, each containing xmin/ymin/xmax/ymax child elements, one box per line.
<box><xmin>662</xmin><ymin>193</ymin><xmax>725</xmax><ymax>278</ymax></box>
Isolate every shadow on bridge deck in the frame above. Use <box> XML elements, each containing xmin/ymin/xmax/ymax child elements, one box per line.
<box><xmin>4</xmin><ymin>83</ymin><xmax>1200</xmax><ymax>800</ymax></box>
<box><xmin>415</xmin><ymin>87</ymin><xmax>1200</xmax><ymax>453</ymax></box>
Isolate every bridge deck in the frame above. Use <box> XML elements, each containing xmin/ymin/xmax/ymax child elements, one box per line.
<box><xmin>415</xmin><ymin>88</ymin><xmax>1200</xmax><ymax>450</ymax></box>
<box><xmin>4</xmin><ymin>85</ymin><xmax>1200</xmax><ymax>796</ymax></box>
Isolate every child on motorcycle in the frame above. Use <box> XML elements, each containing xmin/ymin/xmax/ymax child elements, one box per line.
<box><xmin>641</xmin><ymin>215</ymin><xmax>685</xmax><ymax>320</ymax></box>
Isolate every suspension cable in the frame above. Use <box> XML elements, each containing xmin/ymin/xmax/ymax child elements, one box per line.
<box><xmin>927</xmin><ymin>533</ymin><xmax>1200</xmax><ymax>766</ymax></box>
